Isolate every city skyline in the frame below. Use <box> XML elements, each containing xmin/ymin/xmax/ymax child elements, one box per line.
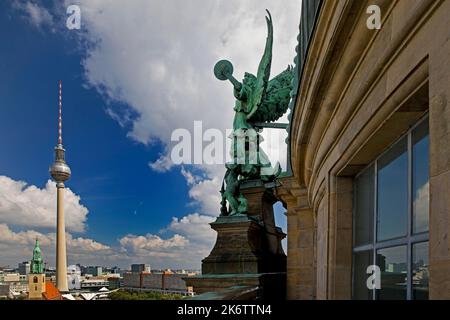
<box><xmin>0</xmin><ymin>1</ymin><xmax>297</xmax><ymax>269</ymax></box>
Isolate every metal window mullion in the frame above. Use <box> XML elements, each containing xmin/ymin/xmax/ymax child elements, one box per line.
<box><xmin>373</xmin><ymin>160</ymin><xmax>378</xmax><ymax>300</ymax></box>
<box><xmin>354</xmin><ymin>114</ymin><xmax>429</xmax><ymax>183</ymax></box>
<box><xmin>353</xmin><ymin>244</ymin><xmax>373</xmax><ymax>252</ymax></box>
<box><xmin>352</xmin><ymin>115</ymin><xmax>429</xmax><ymax>301</ymax></box>
<box><xmin>352</xmin><ymin>172</ymin><xmax>356</xmax><ymax>299</ymax></box>
<box><xmin>374</xmin><ymin>237</ymin><xmax>408</xmax><ymax>249</ymax></box>
<box><xmin>407</xmin><ymin>131</ymin><xmax>413</xmax><ymax>300</ymax></box>
<box><xmin>410</xmin><ymin>232</ymin><xmax>429</xmax><ymax>244</ymax></box>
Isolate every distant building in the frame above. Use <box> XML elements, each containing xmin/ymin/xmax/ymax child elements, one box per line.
<box><xmin>0</xmin><ymin>284</ymin><xmax>10</xmax><ymax>299</ymax></box>
<box><xmin>18</xmin><ymin>262</ymin><xmax>30</xmax><ymax>275</ymax></box>
<box><xmin>78</xmin><ymin>265</ymin><xmax>86</xmax><ymax>274</ymax></box>
<box><xmin>122</xmin><ymin>271</ymin><xmax>194</xmax><ymax>296</ymax></box>
<box><xmin>0</xmin><ymin>273</ymin><xmax>20</xmax><ymax>282</ymax></box>
<box><xmin>131</xmin><ymin>264</ymin><xmax>151</xmax><ymax>273</ymax></box>
<box><xmin>85</xmin><ymin>266</ymin><xmax>102</xmax><ymax>277</ymax></box>
<box><xmin>80</xmin><ymin>279</ymin><xmax>109</xmax><ymax>291</ymax></box>
<box><xmin>0</xmin><ymin>269</ymin><xmax>29</xmax><ymax>299</ymax></box>
<box><xmin>102</xmin><ymin>273</ymin><xmax>120</xmax><ymax>279</ymax></box>
<box><xmin>0</xmin><ymin>282</ymin><xmax>28</xmax><ymax>299</ymax></box>
<box><xmin>67</xmin><ymin>265</ymin><xmax>82</xmax><ymax>290</ymax></box>
<box><xmin>111</xmin><ymin>266</ymin><xmax>121</xmax><ymax>274</ymax></box>
<box><xmin>123</xmin><ymin>272</ymin><xmax>141</xmax><ymax>288</ymax></box>
<box><xmin>101</xmin><ymin>266</ymin><xmax>121</xmax><ymax>274</ymax></box>
<box><xmin>107</xmin><ymin>277</ymin><xmax>120</xmax><ymax>290</ymax></box>
<box><xmin>45</xmin><ymin>267</ymin><xmax>56</xmax><ymax>277</ymax></box>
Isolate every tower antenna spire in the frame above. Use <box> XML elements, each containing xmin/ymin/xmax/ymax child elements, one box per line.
<box><xmin>58</xmin><ymin>80</ymin><xmax>63</xmax><ymax>146</ymax></box>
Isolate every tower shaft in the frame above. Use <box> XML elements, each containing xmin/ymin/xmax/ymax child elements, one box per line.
<box><xmin>50</xmin><ymin>80</ymin><xmax>71</xmax><ymax>293</ymax></box>
<box><xmin>56</xmin><ymin>186</ymin><xmax>68</xmax><ymax>292</ymax></box>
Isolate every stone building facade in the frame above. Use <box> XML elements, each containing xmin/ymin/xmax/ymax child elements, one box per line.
<box><xmin>278</xmin><ymin>0</ymin><xmax>450</xmax><ymax>299</ymax></box>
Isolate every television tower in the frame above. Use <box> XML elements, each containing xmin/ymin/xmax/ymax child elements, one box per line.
<box><xmin>49</xmin><ymin>80</ymin><xmax>71</xmax><ymax>292</ymax></box>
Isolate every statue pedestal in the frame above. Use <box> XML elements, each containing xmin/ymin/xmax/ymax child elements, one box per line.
<box><xmin>185</xmin><ymin>181</ymin><xmax>286</xmax><ymax>299</ymax></box>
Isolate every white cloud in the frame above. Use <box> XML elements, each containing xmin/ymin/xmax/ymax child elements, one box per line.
<box><xmin>117</xmin><ymin>233</ymin><xmax>194</xmax><ymax>266</ymax></box>
<box><xmin>13</xmin><ymin>1</ymin><xmax>54</xmax><ymax>29</ymax></box>
<box><xmin>0</xmin><ymin>219</ymin><xmax>215</xmax><ymax>269</ymax></box>
<box><xmin>179</xmin><ymin>166</ymin><xmax>223</xmax><ymax>216</ymax></box>
<box><xmin>0</xmin><ymin>223</ymin><xmax>53</xmax><ymax>246</ymax></box>
<box><xmin>69</xmin><ymin>0</ymin><xmax>299</xmax><ymax>217</ymax></box>
<box><xmin>0</xmin><ymin>224</ymin><xmax>111</xmax><ymax>267</ymax></box>
<box><xmin>0</xmin><ymin>176</ymin><xmax>88</xmax><ymax>233</ymax></box>
<box><xmin>116</xmin><ymin>213</ymin><xmax>216</xmax><ymax>268</ymax></box>
<box><xmin>168</xmin><ymin>213</ymin><xmax>216</xmax><ymax>245</ymax></box>
<box><xmin>180</xmin><ymin>166</ymin><xmax>200</xmax><ymax>186</ymax></box>
<box><xmin>67</xmin><ymin>234</ymin><xmax>111</xmax><ymax>254</ymax></box>
<box><xmin>70</xmin><ymin>0</ymin><xmax>300</xmax><ymax>151</ymax></box>
<box><xmin>187</xmin><ymin>174</ymin><xmax>222</xmax><ymax>216</ymax></box>
<box><xmin>149</xmin><ymin>154</ymin><xmax>174</xmax><ymax>173</ymax></box>
<box><xmin>105</xmin><ymin>107</ymin><xmax>134</xmax><ymax>128</ymax></box>
<box><xmin>119</xmin><ymin>233</ymin><xmax>188</xmax><ymax>255</ymax></box>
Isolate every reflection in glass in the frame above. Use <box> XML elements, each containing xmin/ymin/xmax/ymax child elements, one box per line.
<box><xmin>413</xmin><ymin>121</ymin><xmax>429</xmax><ymax>234</ymax></box>
<box><xmin>413</xmin><ymin>242</ymin><xmax>429</xmax><ymax>300</ymax></box>
<box><xmin>377</xmin><ymin>246</ymin><xmax>407</xmax><ymax>300</ymax></box>
<box><xmin>352</xmin><ymin>117</ymin><xmax>430</xmax><ymax>300</ymax></box>
<box><xmin>354</xmin><ymin>165</ymin><xmax>374</xmax><ymax>246</ymax></box>
<box><xmin>353</xmin><ymin>251</ymin><xmax>373</xmax><ymax>300</ymax></box>
<box><xmin>377</xmin><ymin>138</ymin><xmax>408</xmax><ymax>241</ymax></box>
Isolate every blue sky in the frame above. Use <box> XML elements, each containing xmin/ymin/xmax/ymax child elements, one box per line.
<box><xmin>0</xmin><ymin>0</ymin><xmax>300</xmax><ymax>269</ymax></box>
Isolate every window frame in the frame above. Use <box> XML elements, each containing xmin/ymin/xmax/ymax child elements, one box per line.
<box><xmin>352</xmin><ymin>115</ymin><xmax>429</xmax><ymax>300</ymax></box>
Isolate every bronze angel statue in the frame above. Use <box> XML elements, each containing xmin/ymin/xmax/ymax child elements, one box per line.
<box><xmin>214</xmin><ymin>10</ymin><xmax>293</xmax><ymax>216</ymax></box>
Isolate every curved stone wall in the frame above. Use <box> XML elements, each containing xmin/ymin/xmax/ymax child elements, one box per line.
<box><xmin>279</xmin><ymin>0</ymin><xmax>450</xmax><ymax>299</ymax></box>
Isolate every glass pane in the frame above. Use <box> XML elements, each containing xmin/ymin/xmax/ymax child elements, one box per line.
<box><xmin>376</xmin><ymin>246</ymin><xmax>407</xmax><ymax>300</ymax></box>
<box><xmin>412</xmin><ymin>120</ymin><xmax>429</xmax><ymax>234</ymax></box>
<box><xmin>377</xmin><ymin>138</ymin><xmax>408</xmax><ymax>241</ymax></box>
<box><xmin>354</xmin><ymin>165</ymin><xmax>374</xmax><ymax>246</ymax></box>
<box><xmin>353</xmin><ymin>250</ymin><xmax>373</xmax><ymax>300</ymax></box>
<box><xmin>413</xmin><ymin>242</ymin><xmax>429</xmax><ymax>300</ymax></box>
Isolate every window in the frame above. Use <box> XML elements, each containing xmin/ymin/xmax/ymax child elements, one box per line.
<box><xmin>352</xmin><ymin>117</ymin><xmax>429</xmax><ymax>300</ymax></box>
<box><xmin>33</xmin><ymin>276</ymin><xmax>38</xmax><ymax>283</ymax></box>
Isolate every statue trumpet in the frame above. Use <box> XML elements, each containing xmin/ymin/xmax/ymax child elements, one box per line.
<box><xmin>214</xmin><ymin>59</ymin><xmax>242</xmax><ymax>91</ymax></box>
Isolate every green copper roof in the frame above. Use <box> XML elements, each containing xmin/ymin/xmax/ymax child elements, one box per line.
<box><xmin>30</xmin><ymin>238</ymin><xmax>44</xmax><ymax>274</ymax></box>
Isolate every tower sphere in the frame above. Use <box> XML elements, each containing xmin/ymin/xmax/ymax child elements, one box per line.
<box><xmin>50</xmin><ymin>150</ymin><xmax>71</xmax><ymax>183</ymax></box>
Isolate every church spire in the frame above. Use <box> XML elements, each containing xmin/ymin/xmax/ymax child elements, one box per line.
<box><xmin>31</xmin><ymin>238</ymin><xmax>44</xmax><ymax>274</ymax></box>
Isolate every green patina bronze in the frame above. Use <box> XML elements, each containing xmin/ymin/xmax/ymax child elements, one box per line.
<box><xmin>215</xmin><ymin>10</ymin><xmax>293</xmax><ymax>216</ymax></box>
<box><xmin>30</xmin><ymin>238</ymin><xmax>44</xmax><ymax>274</ymax></box>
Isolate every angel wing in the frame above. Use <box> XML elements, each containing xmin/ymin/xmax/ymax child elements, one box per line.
<box><xmin>247</xmin><ymin>10</ymin><xmax>273</xmax><ymax>120</ymax></box>
<box><xmin>248</xmin><ymin>66</ymin><xmax>294</xmax><ymax>123</ymax></box>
